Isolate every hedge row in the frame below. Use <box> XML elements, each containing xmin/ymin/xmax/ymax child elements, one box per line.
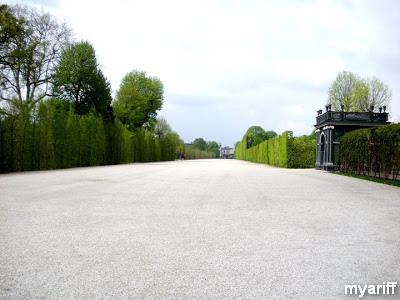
<box><xmin>0</xmin><ymin>99</ymin><xmax>213</xmax><ymax>173</ymax></box>
<box><xmin>340</xmin><ymin>124</ymin><xmax>400</xmax><ymax>180</ymax></box>
<box><xmin>289</xmin><ymin>134</ymin><xmax>316</xmax><ymax>168</ymax></box>
<box><xmin>234</xmin><ymin>131</ymin><xmax>315</xmax><ymax>168</ymax></box>
<box><xmin>180</xmin><ymin>148</ymin><xmax>215</xmax><ymax>160</ymax></box>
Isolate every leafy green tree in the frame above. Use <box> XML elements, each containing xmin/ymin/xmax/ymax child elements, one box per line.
<box><xmin>207</xmin><ymin>141</ymin><xmax>220</xmax><ymax>158</ymax></box>
<box><xmin>113</xmin><ymin>70</ymin><xmax>164</xmax><ymax>130</ymax></box>
<box><xmin>266</xmin><ymin>130</ymin><xmax>277</xmax><ymax>140</ymax></box>
<box><xmin>327</xmin><ymin>70</ymin><xmax>359</xmax><ymax>111</ymax></box>
<box><xmin>0</xmin><ymin>5</ymin><xmax>25</xmax><ymax>113</ymax></box>
<box><xmin>352</xmin><ymin>79</ymin><xmax>369</xmax><ymax>111</ymax></box>
<box><xmin>327</xmin><ymin>70</ymin><xmax>391</xmax><ymax>112</ymax></box>
<box><xmin>362</xmin><ymin>76</ymin><xmax>391</xmax><ymax>111</ymax></box>
<box><xmin>246</xmin><ymin>126</ymin><xmax>268</xmax><ymax>148</ymax></box>
<box><xmin>193</xmin><ymin>138</ymin><xmax>206</xmax><ymax>151</ymax></box>
<box><xmin>52</xmin><ymin>41</ymin><xmax>113</xmax><ymax>120</ymax></box>
<box><xmin>0</xmin><ymin>4</ymin><xmax>25</xmax><ymax>56</ymax></box>
<box><xmin>153</xmin><ymin>116</ymin><xmax>172</xmax><ymax>139</ymax></box>
<box><xmin>0</xmin><ymin>4</ymin><xmax>71</xmax><ymax>115</ymax></box>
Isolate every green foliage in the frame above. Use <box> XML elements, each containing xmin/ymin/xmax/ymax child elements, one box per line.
<box><xmin>288</xmin><ymin>134</ymin><xmax>316</xmax><ymax>168</ymax></box>
<box><xmin>184</xmin><ymin>147</ymin><xmax>216</xmax><ymax>160</ymax></box>
<box><xmin>363</xmin><ymin>76</ymin><xmax>392</xmax><ymax>111</ymax></box>
<box><xmin>246</xmin><ymin>126</ymin><xmax>267</xmax><ymax>148</ymax></box>
<box><xmin>235</xmin><ymin>131</ymin><xmax>290</xmax><ymax>167</ymax></box>
<box><xmin>0</xmin><ymin>4</ymin><xmax>71</xmax><ymax>115</ymax></box>
<box><xmin>339</xmin><ymin>124</ymin><xmax>400</xmax><ymax>180</ymax></box>
<box><xmin>235</xmin><ymin>130</ymin><xmax>315</xmax><ymax>168</ymax></box>
<box><xmin>193</xmin><ymin>138</ymin><xmax>207</xmax><ymax>151</ymax></box>
<box><xmin>265</xmin><ymin>130</ymin><xmax>278</xmax><ymax>140</ymax></box>
<box><xmin>0</xmin><ymin>99</ymin><xmax>186</xmax><ymax>173</ymax></box>
<box><xmin>328</xmin><ymin>70</ymin><xmax>359</xmax><ymax>112</ymax></box>
<box><xmin>105</xmin><ymin>119</ymin><xmax>134</xmax><ymax>165</ymax></box>
<box><xmin>332</xmin><ymin>172</ymin><xmax>400</xmax><ymax>187</ymax></box>
<box><xmin>113</xmin><ymin>70</ymin><xmax>164</xmax><ymax>130</ymax></box>
<box><xmin>153</xmin><ymin>116</ymin><xmax>172</xmax><ymax>139</ymax></box>
<box><xmin>0</xmin><ymin>4</ymin><xmax>25</xmax><ymax>49</ymax></box>
<box><xmin>207</xmin><ymin>141</ymin><xmax>220</xmax><ymax>158</ymax></box>
<box><xmin>52</xmin><ymin>41</ymin><xmax>113</xmax><ymax>120</ymax></box>
<box><xmin>0</xmin><ymin>5</ymin><xmax>214</xmax><ymax>173</ymax></box>
<box><xmin>245</xmin><ymin>126</ymin><xmax>277</xmax><ymax>148</ymax></box>
<box><xmin>327</xmin><ymin>70</ymin><xmax>392</xmax><ymax>112</ymax></box>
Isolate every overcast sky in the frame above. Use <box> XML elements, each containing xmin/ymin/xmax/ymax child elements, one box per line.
<box><xmin>7</xmin><ymin>0</ymin><xmax>400</xmax><ymax>147</ymax></box>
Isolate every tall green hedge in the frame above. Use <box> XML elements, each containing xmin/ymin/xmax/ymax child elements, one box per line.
<box><xmin>0</xmin><ymin>99</ymin><xmax>191</xmax><ymax>173</ymax></box>
<box><xmin>289</xmin><ymin>134</ymin><xmax>316</xmax><ymax>168</ymax></box>
<box><xmin>184</xmin><ymin>147</ymin><xmax>216</xmax><ymax>160</ymax></box>
<box><xmin>235</xmin><ymin>131</ymin><xmax>315</xmax><ymax>168</ymax></box>
<box><xmin>235</xmin><ymin>131</ymin><xmax>290</xmax><ymax>167</ymax></box>
<box><xmin>340</xmin><ymin>124</ymin><xmax>400</xmax><ymax>180</ymax></box>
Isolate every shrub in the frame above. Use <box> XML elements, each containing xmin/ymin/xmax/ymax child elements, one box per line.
<box><xmin>235</xmin><ymin>131</ymin><xmax>315</xmax><ymax>168</ymax></box>
<box><xmin>340</xmin><ymin>124</ymin><xmax>400</xmax><ymax>180</ymax></box>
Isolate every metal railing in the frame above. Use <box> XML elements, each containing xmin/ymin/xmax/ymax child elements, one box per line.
<box><xmin>316</xmin><ymin>111</ymin><xmax>388</xmax><ymax>126</ymax></box>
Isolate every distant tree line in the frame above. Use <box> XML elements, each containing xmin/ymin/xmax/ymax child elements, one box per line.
<box><xmin>192</xmin><ymin>138</ymin><xmax>221</xmax><ymax>158</ymax></box>
<box><xmin>0</xmin><ymin>4</ymin><xmax>214</xmax><ymax>173</ymax></box>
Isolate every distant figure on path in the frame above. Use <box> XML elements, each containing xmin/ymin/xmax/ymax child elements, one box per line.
<box><xmin>184</xmin><ymin>154</ymin><xmax>186</xmax><ymax>160</ymax></box>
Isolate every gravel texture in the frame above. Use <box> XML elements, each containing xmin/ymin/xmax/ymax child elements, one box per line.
<box><xmin>0</xmin><ymin>159</ymin><xmax>399</xmax><ymax>299</ymax></box>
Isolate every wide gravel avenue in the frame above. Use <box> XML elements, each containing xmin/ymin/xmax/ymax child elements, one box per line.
<box><xmin>1</xmin><ymin>159</ymin><xmax>399</xmax><ymax>299</ymax></box>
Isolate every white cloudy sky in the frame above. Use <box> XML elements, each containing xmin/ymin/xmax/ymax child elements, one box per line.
<box><xmin>7</xmin><ymin>0</ymin><xmax>400</xmax><ymax>147</ymax></box>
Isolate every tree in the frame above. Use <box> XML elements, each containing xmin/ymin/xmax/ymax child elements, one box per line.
<box><xmin>327</xmin><ymin>70</ymin><xmax>359</xmax><ymax>111</ymax></box>
<box><xmin>265</xmin><ymin>130</ymin><xmax>277</xmax><ymax>140</ymax></box>
<box><xmin>52</xmin><ymin>41</ymin><xmax>113</xmax><ymax>120</ymax></box>
<box><xmin>246</xmin><ymin>126</ymin><xmax>269</xmax><ymax>148</ymax></box>
<box><xmin>113</xmin><ymin>70</ymin><xmax>164</xmax><ymax>130</ymax></box>
<box><xmin>364</xmin><ymin>76</ymin><xmax>392</xmax><ymax>111</ymax></box>
<box><xmin>153</xmin><ymin>116</ymin><xmax>172</xmax><ymax>139</ymax></box>
<box><xmin>352</xmin><ymin>79</ymin><xmax>369</xmax><ymax>112</ymax></box>
<box><xmin>0</xmin><ymin>4</ymin><xmax>71</xmax><ymax>115</ymax></box>
<box><xmin>206</xmin><ymin>141</ymin><xmax>220</xmax><ymax>158</ymax></box>
<box><xmin>0</xmin><ymin>4</ymin><xmax>24</xmax><ymax>52</ymax></box>
<box><xmin>327</xmin><ymin>70</ymin><xmax>392</xmax><ymax>112</ymax></box>
<box><xmin>192</xmin><ymin>138</ymin><xmax>206</xmax><ymax>151</ymax></box>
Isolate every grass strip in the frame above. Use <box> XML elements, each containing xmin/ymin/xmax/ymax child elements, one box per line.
<box><xmin>331</xmin><ymin>171</ymin><xmax>400</xmax><ymax>187</ymax></box>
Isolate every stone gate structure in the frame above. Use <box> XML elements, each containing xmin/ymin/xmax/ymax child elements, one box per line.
<box><xmin>315</xmin><ymin>105</ymin><xmax>389</xmax><ymax>170</ymax></box>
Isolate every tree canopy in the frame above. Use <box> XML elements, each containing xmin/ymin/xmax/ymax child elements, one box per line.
<box><xmin>52</xmin><ymin>41</ymin><xmax>113</xmax><ymax>120</ymax></box>
<box><xmin>327</xmin><ymin>70</ymin><xmax>392</xmax><ymax>112</ymax></box>
<box><xmin>0</xmin><ymin>3</ymin><xmax>218</xmax><ymax>175</ymax></box>
<box><xmin>0</xmin><ymin>4</ymin><xmax>71</xmax><ymax>115</ymax></box>
<box><xmin>192</xmin><ymin>138</ymin><xmax>206</xmax><ymax>151</ymax></box>
<box><xmin>153</xmin><ymin>116</ymin><xmax>172</xmax><ymax>139</ymax></box>
<box><xmin>113</xmin><ymin>70</ymin><xmax>164</xmax><ymax>130</ymax></box>
<box><xmin>206</xmin><ymin>141</ymin><xmax>220</xmax><ymax>158</ymax></box>
<box><xmin>246</xmin><ymin>126</ymin><xmax>277</xmax><ymax>148</ymax></box>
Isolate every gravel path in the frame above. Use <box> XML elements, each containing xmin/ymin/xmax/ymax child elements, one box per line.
<box><xmin>0</xmin><ymin>159</ymin><xmax>399</xmax><ymax>299</ymax></box>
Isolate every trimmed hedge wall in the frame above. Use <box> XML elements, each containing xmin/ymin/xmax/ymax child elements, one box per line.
<box><xmin>340</xmin><ymin>124</ymin><xmax>400</xmax><ymax>180</ymax></box>
<box><xmin>289</xmin><ymin>134</ymin><xmax>316</xmax><ymax>168</ymax></box>
<box><xmin>184</xmin><ymin>147</ymin><xmax>217</xmax><ymax>160</ymax></box>
<box><xmin>235</xmin><ymin>131</ymin><xmax>315</xmax><ymax>168</ymax></box>
<box><xmin>0</xmin><ymin>99</ymin><xmax>214</xmax><ymax>173</ymax></box>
